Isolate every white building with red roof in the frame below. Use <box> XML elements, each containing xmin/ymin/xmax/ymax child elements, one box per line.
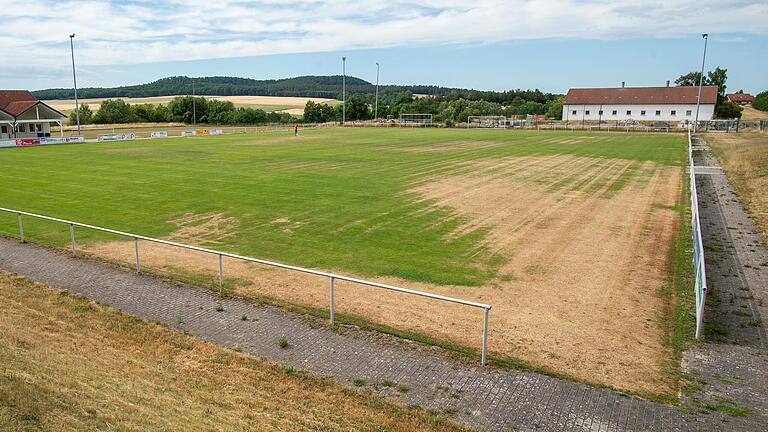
<box><xmin>0</xmin><ymin>90</ymin><xmax>66</xmax><ymax>140</ymax></box>
<box><xmin>562</xmin><ymin>84</ymin><xmax>718</xmax><ymax>123</ymax></box>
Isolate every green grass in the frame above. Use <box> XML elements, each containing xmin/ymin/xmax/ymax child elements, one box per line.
<box><xmin>0</xmin><ymin>128</ymin><xmax>685</xmax><ymax>286</ymax></box>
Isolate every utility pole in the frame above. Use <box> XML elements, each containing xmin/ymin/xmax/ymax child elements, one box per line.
<box><xmin>694</xmin><ymin>33</ymin><xmax>709</xmax><ymax>133</ymax></box>
<box><xmin>342</xmin><ymin>57</ymin><xmax>346</xmax><ymax>126</ymax></box>
<box><xmin>375</xmin><ymin>62</ymin><xmax>380</xmax><ymax>120</ymax></box>
<box><xmin>192</xmin><ymin>78</ymin><xmax>196</xmax><ymax>126</ymax></box>
<box><xmin>69</xmin><ymin>34</ymin><xmax>80</xmax><ymax>136</ymax></box>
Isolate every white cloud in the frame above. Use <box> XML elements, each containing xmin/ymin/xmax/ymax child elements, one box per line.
<box><xmin>1</xmin><ymin>0</ymin><xmax>766</xmax><ymax>69</ymax></box>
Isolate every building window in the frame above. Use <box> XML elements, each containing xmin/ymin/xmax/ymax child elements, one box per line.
<box><xmin>655</xmin><ymin>110</ymin><xmax>661</xmax><ymax>116</ymax></box>
<box><xmin>598</xmin><ymin>110</ymin><xmax>603</xmax><ymax>115</ymax></box>
<box><xmin>686</xmin><ymin>110</ymin><xmax>692</xmax><ymax>116</ymax></box>
<box><xmin>641</xmin><ymin>110</ymin><xmax>646</xmax><ymax>116</ymax></box>
<box><xmin>0</xmin><ymin>125</ymin><xmax>6</xmax><ymax>134</ymax></box>
<box><xmin>612</xmin><ymin>110</ymin><xmax>617</xmax><ymax>115</ymax></box>
<box><xmin>572</xmin><ymin>110</ymin><xmax>577</xmax><ymax>115</ymax></box>
<box><xmin>671</xmin><ymin>110</ymin><xmax>676</xmax><ymax>116</ymax></box>
<box><xmin>18</xmin><ymin>124</ymin><xmax>25</xmax><ymax>132</ymax></box>
<box><xmin>626</xmin><ymin>110</ymin><xmax>632</xmax><ymax>115</ymax></box>
<box><xmin>585</xmin><ymin>110</ymin><xmax>590</xmax><ymax>115</ymax></box>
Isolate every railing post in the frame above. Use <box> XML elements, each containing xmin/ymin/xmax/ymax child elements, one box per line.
<box><xmin>134</xmin><ymin>237</ymin><xmax>140</xmax><ymax>274</ymax></box>
<box><xmin>17</xmin><ymin>213</ymin><xmax>24</xmax><ymax>243</ymax></box>
<box><xmin>69</xmin><ymin>224</ymin><xmax>76</xmax><ymax>256</ymax></box>
<box><xmin>218</xmin><ymin>253</ymin><xmax>224</xmax><ymax>294</ymax></box>
<box><xmin>481</xmin><ymin>307</ymin><xmax>490</xmax><ymax>366</ymax></box>
<box><xmin>329</xmin><ymin>276</ymin><xmax>335</xmax><ymax>324</ymax></box>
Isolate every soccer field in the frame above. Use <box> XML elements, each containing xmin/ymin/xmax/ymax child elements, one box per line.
<box><xmin>0</xmin><ymin>128</ymin><xmax>687</xmax><ymax>396</ymax></box>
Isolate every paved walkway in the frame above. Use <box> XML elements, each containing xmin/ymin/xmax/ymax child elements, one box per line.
<box><xmin>1</xmin><ymin>237</ymin><xmax>740</xmax><ymax>431</ymax></box>
<box><xmin>681</xmin><ymin>135</ymin><xmax>768</xmax><ymax>426</ymax></box>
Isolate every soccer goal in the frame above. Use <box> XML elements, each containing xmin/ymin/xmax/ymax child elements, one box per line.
<box><xmin>467</xmin><ymin>116</ymin><xmax>508</xmax><ymax>129</ymax></box>
<box><xmin>399</xmin><ymin>113</ymin><xmax>433</xmax><ymax>127</ymax></box>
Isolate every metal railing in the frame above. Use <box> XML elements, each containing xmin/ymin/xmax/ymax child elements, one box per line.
<box><xmin>0</xmin><ymin>206</ymin><xmax>492</xmax><ymax>364</ymax></box>
<box><xmin>688</xmin><ymin>131</ymin><xmax>707</xmax><ymax>338</ymax></box>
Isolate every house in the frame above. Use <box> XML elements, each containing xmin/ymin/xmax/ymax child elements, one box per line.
<box><xmin>562</xmin><ymin>84</ymin><xmax>718</xmax><ymax>123</ymax></box>
<box><xmin>0</xmin><ymin>90</ymin><xmax>66</xmax><ymax>140</ymax></box>
<box><xmin>726</xmin><ymin>93</ymin><xmax>755</xmax><ymax>105</ymax></box>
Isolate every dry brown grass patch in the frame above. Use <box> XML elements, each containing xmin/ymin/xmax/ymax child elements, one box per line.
<box><xmin>0</xmin><ymin>272</ymin><xmax>462</xmax><ymax>432</ymax></box>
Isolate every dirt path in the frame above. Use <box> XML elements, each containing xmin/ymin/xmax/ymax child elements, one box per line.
<box><xmin>0</xmin><ymin>237</ymin><xmax>742</xmax><ymax>431</ymax></box>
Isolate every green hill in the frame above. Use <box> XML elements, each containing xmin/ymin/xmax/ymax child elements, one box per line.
<box><xmin>33</xmin><ymin>75</ymin><xmax>559</xmax><ymax>106</ymax></box>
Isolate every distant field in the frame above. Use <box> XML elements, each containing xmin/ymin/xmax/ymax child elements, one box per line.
<box><xmin>0</xmin><ymin>272</ymin><xmax>461</xmax><ymax>431</ymax></box>
<box><xmin>740</xmin><ymin>105</ymin><xmax>768</xmax><ymax>120</ymax></box>
<box><xmin>46</xmin><ymin>95</ymin><xmax>339</xmax><ymax>115</ymax></box>
<box><xmin>0</xmin><ymin>128</ymin><xmax>687</xmax><ymax>397</ymax></box>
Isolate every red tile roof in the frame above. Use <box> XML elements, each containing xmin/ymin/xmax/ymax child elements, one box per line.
<box><xmin>726</xmin><ymin>93</ymin><xmax>754</xmax><ymax>103</ymax></box>
<box><xmin>0</xmin><ymin>90</ymin><xmax>39</xmax><ymax>116</ymax></box>
<box><xmin>563</xmin><ymin>86</ymin><xmax>718</xmax><ymax>105</ymax></box>
<box><xmin>0</xmin><ymin>90</ymin><xmax>65</xmax><ymax>118</ymax></box>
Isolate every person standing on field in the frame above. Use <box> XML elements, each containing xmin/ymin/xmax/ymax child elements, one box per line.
<box><xmin>294</xmin><ymin>124</ymin><xmax>299</xmax><ymax>137</ymax></box>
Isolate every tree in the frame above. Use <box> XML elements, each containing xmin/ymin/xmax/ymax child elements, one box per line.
<box><xmin>169</xmin><ymin>96</ymin><xmax>208</xmax><ymax>123</ymax></box>
<box><xmin>707</xmin><ymin>67</ymin><xmax>728</xmax><ymax>99</ymax></box>
<box><xmin>545</xmin><ymin>97</ymin><xmax>564</xmax><ymax>120</ymax></box>
<box><xmin>69</xmin><ymin>104</ymin><xmax>93</xmax><ymax>125</ymax></box>
<box><xmin>714</xmin><ymin>100</ymin><xmax>743</xmax><ymax>119</ymax></box>
<box><xmin>93</xmin><ymin>99</ymin><xmax>136</xmax><ymax>124</ymax></box>
<box><xmin>752</xmin><ymin>91</ymin><xmax>768</xmax><ymax>112</ymax></box>
<box><xmin>339</xmin><ymin>96</ymin><xmax>371</xmax><ymax>121</ymax></box>
<box><xmin>674</xmin><ymin>72</ymin><xmax>704</xmax><ymax>87</ymax></box>
<box><xmin>303</xmin><ymin>101</ymin><xmax>337</xmax><ymax>123</ymax></box>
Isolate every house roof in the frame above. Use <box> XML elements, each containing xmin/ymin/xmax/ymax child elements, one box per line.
<box><xmin>726</xmin><ymin>93</ymin><xmax>754</xmax><ymax>102</ymax></box>
<box><xmin>0</xmin><ymin>90</ymin><xmax>65</xmax><ymax>118</ymax></box>
<box><xmin>563</xmin><ymin>86</ymin><xmax>719</xmax><ymax>105</ymax></box>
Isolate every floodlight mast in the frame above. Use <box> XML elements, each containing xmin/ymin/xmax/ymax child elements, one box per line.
<box><xmin>375</xmin><ymin>62</ymin><xmax>380</xmax><ymax>120</ymax></box>
<box><xmin>192</xmin><ymin>78</ymin><xmax>196</xmax><ymax>126</ymax></box>
<box><xmin>69</xmin><ymin>34</ymin><xmax>80</xmax><ymax>136</ymax></box>
<box><xmin>694</xmin><ymin>33</ymin><xmax>708</xmax><ymax>133</ymax></box>
<box><xmin>342</xmin><ymin>57</ymin><xmax>346</xmax><ymax>126</ymax></box>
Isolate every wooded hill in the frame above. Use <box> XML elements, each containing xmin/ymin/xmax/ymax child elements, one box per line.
<box><xmin>33</xmin><ymin>75</ymin><xmax>560</xmax><ymax>106</ymax></box>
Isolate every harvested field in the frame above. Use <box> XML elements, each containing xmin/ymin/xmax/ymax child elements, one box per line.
<box><xmin>45</xmin><ymin>95</ymin><xmax>338</xmax><ymax>115</ymax></box>
<box><xmin>0</xmin><ymin>128</ymin><xmax>687</xmax><ymax>398</ymax></box>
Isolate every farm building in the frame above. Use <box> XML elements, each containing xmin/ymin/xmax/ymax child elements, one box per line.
<box><xmin>0</xmin><ymin>90</ymin><xmax>65</xmax><ymax>140</ymax></box>
<box><xmin>562</xmin><ymin>84</ymin><xmax>718</xmax><ymax>123</ymax></box>
<box><xmin>726</xmin><ymin>93</ymin><xmax>755</xmax><ymax>105</ymax></box>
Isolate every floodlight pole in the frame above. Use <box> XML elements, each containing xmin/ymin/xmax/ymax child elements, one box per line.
<box><xmin>192</xmin><ymin>78</ymin><xmax>196</xmax><ymax>126</ymax></box>
<box><xmin>694</xmin><ymin>33</ymin><xmax>708</xmax><ymax>133</ymax></box>
<box><xmin>69</xmin><ymin>34</ymin><xmax>81</xmax><ymax>137</ymax></box>
<box><xmin>342</xmin><ymin>57</ymin><xmax>346</xmax><ymax>126</ymax></box>
<box><xmin>375</xmin><ymin>62</ymin><xmax>380</xmax><ymax>120</ymax></box>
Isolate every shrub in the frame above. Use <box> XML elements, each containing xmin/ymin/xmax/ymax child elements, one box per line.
<box><xmin>753</xmin><ymin>91</ymin><xmax>768</xmax><ymax>112</ymax></box>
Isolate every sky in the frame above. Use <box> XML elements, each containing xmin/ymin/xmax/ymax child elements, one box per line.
<box><xmin>1</xmin><ymin>0</ymin><xmax>767</xmax><ymax>94</ymax></box>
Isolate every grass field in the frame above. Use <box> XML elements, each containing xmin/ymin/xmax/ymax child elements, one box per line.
<box><xmin>0</xmin><ymin>272</ymin><xmax>461</xmax><ymax>431</ymax></box>
<box><xmin>0</xmin><ymin>128</ymin><xmax>689</xmax><ymax>398</ymax></box>
<box><xmin>707</xmin><ymin>132</ymin><xmax>768</xmax><ymax>242</ymax></box>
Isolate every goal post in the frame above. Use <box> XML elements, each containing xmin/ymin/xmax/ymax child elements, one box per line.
<box><xmin>399</xmin><ymin>113</ymin><xmax>433</xmax><ymax>127</ymax></box>
<box><xmin>466</xmin><ymin>116</ymin><xmax>508</xmax><ymax>129</ymax></box>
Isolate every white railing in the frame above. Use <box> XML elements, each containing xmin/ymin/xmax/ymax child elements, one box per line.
<box><xmin>0</xmin><ymin>207</ymin><xmax>492</xmax><ymax>364</ymax></box>
<box><xmin>688</xmin><ymin>130</ymin><xmax>707</xmax><ymax>338</ymax></box>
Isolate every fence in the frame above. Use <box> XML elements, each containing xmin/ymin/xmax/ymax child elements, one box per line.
<box><xmin>0</xmin><ymin>206</ymin><xmax>492</xmax><ymax>365</ymax></box>
<box><xmin>688</xmin><ymin>131</ymin><xmax>707</xmax><ymax>338</ymax></box>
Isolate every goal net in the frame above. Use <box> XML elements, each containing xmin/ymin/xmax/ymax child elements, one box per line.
<box><xmin>466</xmin><ymin>116</ymin><xmax>508</xmax><ymax>129</ymax></box>
<box><xmin>399</xmin><ymin>113</ymin><xmax>433</xmax><ymax>126</ymax></box>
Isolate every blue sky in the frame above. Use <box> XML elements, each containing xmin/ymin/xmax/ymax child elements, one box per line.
<box><xmin>2</xmin><ymin>1</ymin><xmax>767</xmax><ymax>94</ymax></box>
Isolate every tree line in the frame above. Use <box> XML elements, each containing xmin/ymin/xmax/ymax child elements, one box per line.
<box><xmin>70</xmin><ymin>96</ymin><xmax>296</xmax><ymax>125</ymax></box>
